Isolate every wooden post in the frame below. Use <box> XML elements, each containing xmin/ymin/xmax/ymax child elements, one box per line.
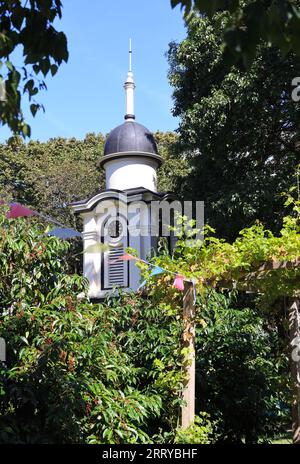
<box><xmin>288</xmin><ymin>297</ymin><xmax>300</xmax><ymax>444</ymax></box>
<box><xmin>181</xmin><ymin>281</ymin><xmax>196</xmax><ymax>428</ymax></box>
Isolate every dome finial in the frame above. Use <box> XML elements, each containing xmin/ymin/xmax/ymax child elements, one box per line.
<box><xmin>129</xmin><ymin>38</ymin><xmax>132</xmax><ymax>72</ymax></box>
<box><xmin>124</xmin><ymin>38</ymin><xmax>135</xmax><ymax>120</ymax></box>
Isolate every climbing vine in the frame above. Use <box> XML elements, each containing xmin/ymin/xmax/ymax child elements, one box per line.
<box><xmin>140</xmin><ymin>189</ymin><xmax>300</xmax><ymax>307</ymax></box>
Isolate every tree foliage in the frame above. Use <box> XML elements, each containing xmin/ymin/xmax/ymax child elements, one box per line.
<box><xmin>171</xmin><ymin>0</ymin><xmax>300</xmax><ymax>67</ymax></box>
<box><xmin>174</xmin><ymin>413</ymin><xmax>215</xmax><ymax>443</ymax></box>
<box><xmin>0</xmin><ymin>212</ymin><xmax>186</xmax><ymax>444</ymax></box>
<box><xmin>196</xmin><ymin>291</ymin><xmax>289</xmax><ymax>443</ymax></box>
<box><xmin>145</xmin><ymin>191</ymin><xmax>300</xmax><ymax>306</ymax></box>
<box><xmin>0</xmin><ymin>0</ymin><xmax>68</xmax><ymax>136</ymax></box>
<box><xmin>168</xmin><ymin>14</ymin><xmax>300</xmax><ymax>239</ymax></box>
<box><xmin>154</xmin><ymin>131</ymin><xmax>190</xmax><ymax>193</ymax></box>
<box><xmin>0</xmin><ymin>133</ymin><xmax>105</xmax><ymax>226</ymax></box>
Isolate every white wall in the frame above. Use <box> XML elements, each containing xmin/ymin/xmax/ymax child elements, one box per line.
<box><xmin>105</xmin><ymin>157</ymin><xmax>158</xmax><ymax>192</ymax></box>
<box><xmin>82</xmin><ymin>214</ymin><xmax>101</xmax><ymax>299</ymax></box>
<box><xmin>82</xmin><ymin>201</ymin><xmax>153</xmax><ymax>299</ymax></box>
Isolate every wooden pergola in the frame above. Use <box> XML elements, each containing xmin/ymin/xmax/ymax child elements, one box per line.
<box><xmin>181</xmin><ymin>258</ymin><xmax>300</xmax><ymax>444</ymax></box>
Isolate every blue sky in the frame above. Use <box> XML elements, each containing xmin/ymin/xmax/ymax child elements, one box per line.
<box><xmin>0</xmin><ymin>0</ymin><xmax>186</xmax><ymax>142</ymax></box>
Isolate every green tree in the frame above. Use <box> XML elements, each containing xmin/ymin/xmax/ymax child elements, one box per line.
<box><xmin>155</xmin><ymin>131</ymin><xmax>190</xmax><ymax>193</ymax></box>
<box><xmin>0</xmin><ymin>133</ymin><xmax>105</xmax><ymax>226</ymax></box>
<box><xmin>168</xmin><ymin>14</ymin><xmax>300</xmax><ymax>240</ymax></box>
<box><xmin>171</xmin><ymin>0</ymin><xmax>300</xmax><ymax>67</ymax></box>
<box><xmin>0</xmin><ymin>0</ymin><xmax>68</xmax><ymax>136</ymax></box>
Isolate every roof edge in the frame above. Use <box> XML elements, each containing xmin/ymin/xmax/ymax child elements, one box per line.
<box><xmin>69</xmin><ymin>187</ymin><xmax>174</xmax><ymax>214</ymax></box>
<box><xmin>99</xmin><ymin>151</ymin><xmax>164</xmax><ymax>169</ymax></box>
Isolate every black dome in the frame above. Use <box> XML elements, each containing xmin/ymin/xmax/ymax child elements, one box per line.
<box><xmin>104</xmin><ymin>121</ymin><xmax>158</xmax><ymax>156</ymax></box>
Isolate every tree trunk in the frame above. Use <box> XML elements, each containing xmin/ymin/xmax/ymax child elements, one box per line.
<box><xmin>288</xmin><ymin>297</ymin><xmax>300</xmax><ymax>444</ymax></box>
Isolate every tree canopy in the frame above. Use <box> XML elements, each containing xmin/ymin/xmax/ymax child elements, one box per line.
<box><xmin>0</xmin><ymin>0</ymin><xmax>68</xmax><ymax>136</ymax></box>
<box><xmin>0</xmin><ymin>133</ymin><xmax>105</xmax><ymax>225</ymax></box>
<box><xmin>171</xmin><ymin>0</ymin><xmax>300</xmax><ymax>67</ymax></box>
<box><xmin>168</xmin><ymin>14</ymin><xmax>300</xmax><ymax>240</ymax></box>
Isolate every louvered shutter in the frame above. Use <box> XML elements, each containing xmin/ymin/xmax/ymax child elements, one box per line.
<box><xmin>104</xmin><ymin>245</ymin><xmax>127</xmax><ymax>289</ymax></box>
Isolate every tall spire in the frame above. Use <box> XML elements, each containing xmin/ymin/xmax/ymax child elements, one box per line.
<box><xmin>129</xmin><ymin>38</ymin><xmax>132</xmax><ymax>72</ymax></box>
<box><xmin>124</xmin><ymin>38</ymin><xmax>135</xmax><ymax>120</ymax></box>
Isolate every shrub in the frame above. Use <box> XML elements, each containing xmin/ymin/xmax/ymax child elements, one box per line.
<box><xmin>195</xmin><ymin>291</ymin><xmax>290</xmax><ymax>443</ymax></box>
<box><xmin>0</xmin><ymin>302</ymin><xmax>165</xmax><ymax>444</ymax></box>
<box><xmin>0</xmin><ymin>213</ymin><xmax>184</xmax><ymax>443</ymax></box>
<box><xmin>174</xmin><ymin>413</ymin><xmax>215</xmax><ymax>444</ymax></box>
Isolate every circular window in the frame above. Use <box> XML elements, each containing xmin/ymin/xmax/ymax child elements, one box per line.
<box><xmin>107</xmin><ymin>220</ymin><xmax>123</xmax><ymax>239</ymax></box>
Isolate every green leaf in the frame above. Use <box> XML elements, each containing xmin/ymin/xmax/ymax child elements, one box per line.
<box><xmin>21</xmin><ymin>123</ymin><xmax>31</xmax><ymax>137</ymax></box>
<box><xmin>30</xmin><ymin>104</ymin><xmax>39</xmax><ymax>117</ymax></box>
<box><xmin>50</xmin><ymin>64</ymin><xmax>58</xmax><ymax>76</ymax></box>
<box><xmin>170</xmin><ymin>0</ymin><xmax>182</xmax><ymax>8</ymax></box>
<box><xmin>6</xmin><ymin>61</ymin><xmax>13</xmax><ymax>71</ymax></box>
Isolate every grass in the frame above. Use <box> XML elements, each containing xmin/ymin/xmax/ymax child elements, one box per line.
<box><xmin>270</xmin><ymin>435</ymin><xmax>292</xmax><ymax>444</ymax></box>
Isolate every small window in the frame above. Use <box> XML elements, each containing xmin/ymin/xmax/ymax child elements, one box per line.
<box><xmin>107</xmin><ymin>220</ymin><xmax>123</xmax><ymax>240</ymax></box>
<box><xmin>102</xmin><ymin>217</ymin><xmax>128</xmax><ymax>290</ymax></box>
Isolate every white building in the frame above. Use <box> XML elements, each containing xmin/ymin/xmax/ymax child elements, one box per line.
<box><xmin>71</xmin><ymin>51</ymin><xmax>176</xmax><ymax>300</ymax></box>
